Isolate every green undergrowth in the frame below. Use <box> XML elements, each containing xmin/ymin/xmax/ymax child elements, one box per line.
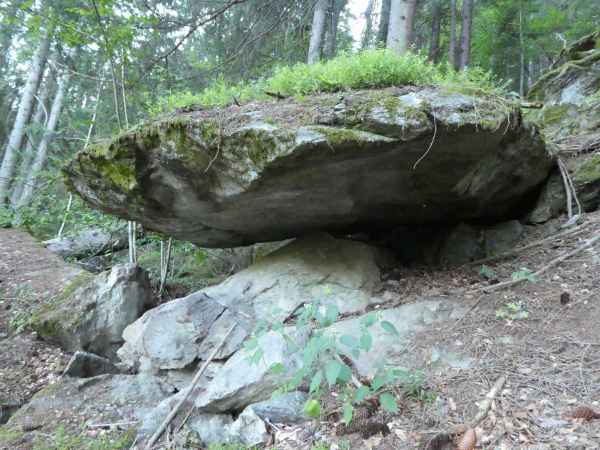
<box><xmin>149</xmin><ymin>49</ymin><xmax>507</xmax><ymax>115</ymax></box>
<box><xmin>31</xmin><ymin>426</ymin><xmax>134</xmax><ymax>450</ymax></box>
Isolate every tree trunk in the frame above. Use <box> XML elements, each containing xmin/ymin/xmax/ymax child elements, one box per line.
<box><xmin>449</xmin><ymin>0</ymin><xmax>458</xmax><ymax>69</ymax></box>
<box><xmin>387</xmin><ymin>0</ymin><xmax>418</xmax><ymax>55</ymax></box>
<box><xmin>519</xmin><ymin>3</ymin><xmax>526</xmax><ymax>96</ymax></box>
<box><xmin>376</xmin><ymin>0</ymin><xmax>391</xmax><ymax>46</ymax></box>
<box><xmin>10</xmin><ymin>75</ymin><xmax>51</xmax><ymax>207</ymax></box>
<box><xmin>307</xmin><ymin>0</ymin><xmax>328</xmax><ymax>64</ymax></box>
<box><xmin>361</xmin><ymin>0</ymin><xmax>376</xmax><ymax>49</ymax></box>
<box><xmin>428</xmin><ymin>0</ymin><xmax>442</xmax><ymax>62</ymax></box>
<box><xmin>17</xmin><ymin>72</ymin><xmax>68</xmax><ymax>208</ymax></box>
<box><xmin>0</xmin><ymin>26</ymin><xmax>51</xmax><ymax>204</ymax></box>
<box><xmin>323</xmin><ymin>0</ymin><xmax>346</xmax><ymax>59</ymax></box>
<box><xmin>458</xmin><ymin>0</ymin><xmax>474</xmax><ymax>70</ymax></box>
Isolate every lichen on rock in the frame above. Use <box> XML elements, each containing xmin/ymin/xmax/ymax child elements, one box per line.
<box><xmin>64</xmin><ymin>86</ymin><xmax>552</xmax><ymax>248</ymax></box>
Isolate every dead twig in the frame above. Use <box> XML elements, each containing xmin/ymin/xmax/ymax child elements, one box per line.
<box><xmin>143</xmin><ymin>324</ymin><xmax>237</xmax><ymax>450</ymax></box>
<box><xmin>469</xmin><ymin>376</ymin><xmax>506</xmax><ymax>428</ymax></box>
<box><xmin>471</xmin><ymin>232</ymin><xmax>600</xmax><ymax>294</ymax></box>
<box><xmin>467</xmin><ymin>220</ymin><xmax>594</xmax><ymax>266</ymax></box>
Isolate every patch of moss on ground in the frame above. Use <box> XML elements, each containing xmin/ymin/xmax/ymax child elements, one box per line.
<box><xmin>574</xmin><ymin>154</ymin><xmax>600</xmax><ymax>184</ymax></box>
<box><xmin>0</xmin><ymin>425</ymin><xmax>25</xmax><ymax>446</ymax></box>
<box><xmin>32</xmin><ymin>425</ymin><xmax>134</xmax><ymax>450</ymax></box>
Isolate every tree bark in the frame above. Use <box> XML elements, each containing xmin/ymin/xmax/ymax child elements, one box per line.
<box><xmin>387</xmin><ymin>0</ymin><xmax>418</xmax><ymax>55</ymax></box>
<box><xmin>17</xmin><ymin>71</ymin><xmax>68</xmax><ymax>207</ymax></box>
<box><xmin>449</xmin><ymin>0</ymin><xmax>458</xmax><ymax>69</ymax></box>
<box><xmin>458</xmin><ymin>0</ymin><xmax>474</xmax><ymax>70</ymax></box>
<box><xmin>428</xmin><ymin>0</ymin><xmax>442</xmax><ymax>62</ymax></box>
<box><xmin>519</xmin><ymin>3</ymin><xmax>526</xmax><ymax>96</ymax></box>
<box><xmin>376</xmin><ymin>0</ymin><xmax>391</xmax><ymax>46</ymax></box>
<box><xmin>307</xmin><ymin>0</ymin><xmax>328</xmax><ymax>64</ymax></box>
<box><xmin>10</xmin><ymin>75</ymin><xmax>51</xmax><ymax>207</ymax></box>
<box><xmin>360</xmin><ymin>0</ymin><xmax>376</xmax><ymax>49</ymax></box>
<box><xmin>0</xmin><ymin>26</ymin><xmax>51</xmax><ymax>204</ymax></box>
<box><xmin>323</xmin><ymin>0</ymin><xmax>346</xmax><ymax>59</ymax></box>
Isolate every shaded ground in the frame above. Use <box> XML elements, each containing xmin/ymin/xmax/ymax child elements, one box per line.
<box><xmin>1</xmin><ymin>212</ymin><xmax>600</xmax><ymax>449</ymax></box>
<box><xmin>0</xmin><ymin>229</ymin><xmax>80</xmax><ymax>421</ymax></box>
<box><xmin>275</xmin><ymin>212</ymin><xmax>600</xmax><ymax>450</ymax></box>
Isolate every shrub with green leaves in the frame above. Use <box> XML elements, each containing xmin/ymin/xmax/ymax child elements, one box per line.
<box><xmin>149</xmin><ymin>49</ymin><xmax>507</xmax><ymax>115</ymax></box>
<box><xmin>245</xmin><ymin>299</ymin><xmax>428</xmax><ymax>425</ymax></box>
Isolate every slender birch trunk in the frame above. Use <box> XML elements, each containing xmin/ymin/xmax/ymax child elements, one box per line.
<box><xmin>458</xmin><ymin>0</ymin><xmax>474</xmax><ymax>70</ymax></box>
<box><xmin>0</xmin><ymin>26</ymin><xmax>51</xmax><ymax>204</ymax></box>
<box><xmin>377</xmin><ymin>0</ymin><xmax>392</xmax><ymax>46</ymax></box>
<box><xmin>10</xmin><ymin>76</ymin><xmax>51</xmax><ymax>206</ymax></box>
<box><xmin>519</xmin><ymin>3</ymin><xmax>526</xmax><ymax>96</ymax></box>
<box><xmin>449</xmin><ymin>0</ymin><xmax>458</xmax><ymax>69</ymax></box>
<box><xmin>17</xmin><ymin>71</ymin><xmax>69</xmax><ymax>207</ymax></box>
<box><xmin>387</xmin><ymin>0</ymin><xmax>418</xmax><ymax>55</ymax></box>
<box><xmin>307</xmin><ymin>0</ymin><xmax>328</xmax><ymax>64</ymax></box>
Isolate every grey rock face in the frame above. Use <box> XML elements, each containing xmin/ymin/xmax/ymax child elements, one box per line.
<box><xmin>325</xmin><ymin>300</ymin><xmax>466</xmax><ymax>378</ymax></box>
<box><xmin>32</xmin><ymin>264</ymin><xmax>153</xmax><ymax>359</ymax></box>
<box><xmin>195</xmin><ymin>328</ymin><xmax>309</xmax><ymax>413</ymax></box>
<box><xmin>248</xmin><ymin>391</ymin><xmax>308</xmax><ymax>424</ymax></box>
<box><xmin>5</xmin><ymin>374</ymin><xmax>174</xmax><ymax>433</ymax></box>
<box><xmin>43</xmin><ymin>227</ymin><xmax>126</xmax><ymax>259</ymax></box>
<box><xmin>117</xmin><ymin>233</ymin><xmax>390</xmax><ymax>371</ymax></box>
<box><xmin>65</xmin><ymin>87</ymin><xmax>552</xmax><ymax>248</ymax></box>
<box><xmin>63</xmin><ymin>351</ymin><xmax>125</xmax><ymax>378</ymax></box>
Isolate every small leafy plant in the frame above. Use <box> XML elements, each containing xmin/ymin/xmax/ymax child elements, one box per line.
<box><xmin>511</xmin><ymin>267</ymin><xmax>538</xmax><ymax>283</ymax></box>
<box><xmin>246</xmin><ymin>299</ymin><xmax>426</xmax><ymax>425</ymax></box>
<box><xmin>495</xmin><ymin>301</ymin><xmax>529</xmax><ymax>321</ymax></box>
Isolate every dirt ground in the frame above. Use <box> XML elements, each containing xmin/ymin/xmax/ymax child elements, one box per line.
<box><xmin>1</xmin><ymin>212</ymin><xmax>599</xmax><ymax>449</ymax></box>
<box><xmin>275</xmin><ymin>212</ymin><xmax>600</xmax><ymax>450</ymax></box>
<box><xmin>0</xmin><ymin>229</ymin><xmax>80</xmax><ymax>420</ymax></box>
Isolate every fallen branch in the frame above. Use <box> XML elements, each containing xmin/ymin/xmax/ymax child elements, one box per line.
<box><xmin>467</xmin><ymin>220</ymin><xmax>594</xmax><ymax>266</ymax></box>
<box><xmin>472</xmin><ymin>233</ymin><xmax>600</xmax><ymax>294</ymax></box>
<box><xmin>469</xmin><ymin>376</ymin><xmax>506</xmax><ymax>428</ymax></box>
<box><xmin>143</xmin><ymin>324</ymin><xmax>237</xmax><ymax>450</ymax></box>
<box><xmin>87</xmin><ymin>420</ymin><xmax>137</xmax><ymax>430</ymax></box>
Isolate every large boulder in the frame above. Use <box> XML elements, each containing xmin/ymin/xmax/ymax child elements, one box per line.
<box><xmin>527</xmin><ymin>30</ymin><xmax>600</xmax><ymax>218</ymax></box>
<box><xmin>43</xmin><ymin>226</ymin><xmax>127</xmax><ymax>259</ymax></box>
<box><xmin>64</xmin><ymin>86</ymin><xmax>552</xmax><ymax>247</ymax></box>
<box><xmin>117</xmin><ymin>233</ymin><xmax>391</xmax><ymax>371</ymax></box>
<box><xmin>31</xmin><ymin>264</ymin><xmax>153</xmax><ymax>359</ymax></box>
<box><xmin>0</xmin><ymin>374</ymin><xmax>174</xmax><ymax>449</ymax></box>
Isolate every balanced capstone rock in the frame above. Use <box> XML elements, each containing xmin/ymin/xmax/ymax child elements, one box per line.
<box><xmin>64</xmin><ymin>87</ymin><xmax>553</xmax><ymax>247</ymax></box>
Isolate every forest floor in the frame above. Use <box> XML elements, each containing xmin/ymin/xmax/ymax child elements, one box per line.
<box><xmin>0</xmin><ymin>229</ymin><xmax>79</xmax><ymax>424</ymax></box>
<box><xmin>1</xmin><ymin>212</ymin><xmax>600</xmax><ymax>449</ymax></box>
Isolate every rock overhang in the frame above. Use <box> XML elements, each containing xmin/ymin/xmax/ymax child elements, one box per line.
<box><xmin>64</xmin><ymin>86</ymin><xmax>554</xmax><ymax>247</ymax></box>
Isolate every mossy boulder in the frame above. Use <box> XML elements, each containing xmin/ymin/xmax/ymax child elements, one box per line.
<box><xmin>65</xmin><ymin>86</ymin><xmax>552</xmax><ymax>247</ymax></box>
<box><xmin>525</xmin><ymin>30</ymin><xmax>600</xmax><ymax>218</ymax></box>
<box><xmin>31</xmin><ymin>264</ymin><xmax>154</xmax><ymax>359</ymax></box>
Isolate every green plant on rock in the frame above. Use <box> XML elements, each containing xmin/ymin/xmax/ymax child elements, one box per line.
<box><xmin>496</xmin><ymin>301</ymin><xmax>529</xmax><ymax>321</ymax></box>
<box><xmin>32</xmin><ymin>425</ymin><xmax>134</xmax><ymax>450</ymax></box>
<box><xmin>246</xmin><ymin>299</ymin><xmax>424</xmax><ymax>426</ymax></box>
<box><xmin>511</xmin><ymin>267</ymin><xmax>538</xmax><ymax>283</ymax></box>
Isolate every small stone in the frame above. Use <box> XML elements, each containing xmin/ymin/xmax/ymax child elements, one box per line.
<box><xmin>560</xmin><ymin>292</ymin><xmax>571</xmax><ymax>305</ymax></box>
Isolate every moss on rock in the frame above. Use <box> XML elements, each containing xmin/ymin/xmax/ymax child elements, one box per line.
<box><xmin>574</xmin><ymin>154</ymin><xmax>600</xmax><ymax>184</ymax></box>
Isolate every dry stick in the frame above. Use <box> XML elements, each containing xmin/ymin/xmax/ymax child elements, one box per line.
<box><xmin>158</xmin><ymin>238</ymin><xmax>173</xmax><ymax>296</ymax></box>
<box><xmin>472</xmin><ymin>232</ymin><xmax>600</xmax><ymax>294</ymax></box>
<box><xmin>467</xmin><ymin>220</ymin><xmax>595</xmax><ymax>267</ymax></box>
<box><xmin>469</xmin><ymin>376</ymin><xmax>506</xmax><ymax>428</ymax></box>
<box><xmin>143</xmin><ymin>324</ymin><xmax>237</xmax><ymax>450</ymax></box>
<box><xmin>558</xmin><ymin>158</ymin><xmax>574</xmax><ymax>219</ymax></box>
